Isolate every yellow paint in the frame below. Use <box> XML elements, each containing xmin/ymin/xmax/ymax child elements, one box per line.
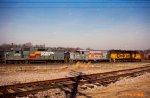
<box><xmin>110</xmin><ymin>53</ymin><xmax>117</xmax><ymax>59</ymax></box>
<box><xmin>35</xmin><ymin>51</ymin><xmax>41</xmax><ymax>55</ymax></box>
<box><xmin>110</xmin><ymin>53</ymin><xmax>142</xmax><ymax>61</ymax></box>
<box><xmin>132</xmin><ymin>53</ymin><xmax>141</xmax><ymax>59</ymax></box>
<box><xmin>29</xmin><ymin>51</ymin><xmax>41</xmax><ymax>57</ymax></box>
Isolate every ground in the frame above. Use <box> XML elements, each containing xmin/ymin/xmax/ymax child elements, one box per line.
<box><xmin>0</xmin><ymin>62</ymin><xmax>150</xmax><ymax>98</ymax></box>
<box><xmin>77</xmin><ymin>73</ymin><xmax>150</xmax><ymax>98</ymax></box>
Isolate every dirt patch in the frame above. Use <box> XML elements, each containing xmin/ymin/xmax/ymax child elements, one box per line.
<box><xmin>0</xmin><ymin>62</ymin><xmax>150</xmax><ymax>86</ymax></box>
<box><xmin>18</xmin><ymin>72</ymin><xmax>150</xmax><ymax>98</ymax></box>
<box><xmin>77</xmin><ymin>73</ymin><xmax>150</xmax><ymax>98</ymax></box>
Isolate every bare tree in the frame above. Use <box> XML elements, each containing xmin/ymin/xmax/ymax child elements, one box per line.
<box><xmin>23</xmin><ymin>42</ymin><xmax>33</xmax><ymax>48</ymax></box>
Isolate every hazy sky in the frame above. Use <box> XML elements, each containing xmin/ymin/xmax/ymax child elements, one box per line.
<box><xmin>0</xmin><ymin>0</ymin><xmax>150</xmax><ymax>50</ymax></box>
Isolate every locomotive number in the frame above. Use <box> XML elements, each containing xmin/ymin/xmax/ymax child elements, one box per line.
<box><xmin>117</xmin><ymin>54</ymin><xmax>130</xmax><ymax>59</ymax></box>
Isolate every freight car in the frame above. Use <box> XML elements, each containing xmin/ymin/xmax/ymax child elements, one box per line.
<box><xmin>0</xmin><ymin>48</ymin><xmax>142</xmax><ymax>64</ymax></box>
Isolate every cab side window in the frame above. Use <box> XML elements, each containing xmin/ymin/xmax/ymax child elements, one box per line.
<box><xmin>15</xmin><ymin>51</ymin><xmax>19</xmax><ymax>53</ymax></box>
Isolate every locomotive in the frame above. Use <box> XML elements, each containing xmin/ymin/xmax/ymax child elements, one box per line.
<box><xmin>0</xmin><ymin>47</ymin><xmax>142</xmax><ymax>64</ymax></box>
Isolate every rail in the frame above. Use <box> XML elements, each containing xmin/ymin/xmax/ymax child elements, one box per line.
<box><xmin>0</xmin><ymin>65</ymin><xmax>150</xmax><ymax>98</ymax></box>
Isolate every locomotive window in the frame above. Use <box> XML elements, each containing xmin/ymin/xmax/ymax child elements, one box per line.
<box><xmin>76</xmin><ymin>51</ymin><xmax>80</xmax><ymax>54</ymax></box>
<box><xmin>15</xmin><ymin>51</ymin><xmax>19</xmax><ymax>53</ymax></box>
<box><xmin>37</xmin><ymin>49</ymin><xmax>47</xmax><ymax>51</ymax></box>
<box><xmin>148</xmin><ymin>55</ymin><xmax>150</xmax><ymax>59</ymax></box>
<box><xmin>82</xmin><ymin>51</ymin><xmax>84</xmax><ymax>54</ymax></box>
<box><xmin>24</xmin><ymin>48</ymin><xmax>30</xmax><ymax>51</ymax></box>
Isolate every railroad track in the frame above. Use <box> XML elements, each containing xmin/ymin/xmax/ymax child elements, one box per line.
<box><xmin>0</xmin><ymin>65</ymin><xmax>150</xmax><ymax>98</ymax></box>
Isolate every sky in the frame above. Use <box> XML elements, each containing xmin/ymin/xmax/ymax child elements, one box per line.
<box><xmin>0</xmin><ymin>0</ymin><xmax>150</xmax><ymax>50</ymax></box>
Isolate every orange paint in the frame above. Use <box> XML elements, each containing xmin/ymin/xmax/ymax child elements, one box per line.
<box><xmin>128</xmin><ymin>92</ymin><xmax>144</xmax><ymax>97</ymax></box>
<box><xmin>30</xmin><ymin>51</ymin><xmax>41</xmax><ymax>58</ymax></box>
<box><xmin>30</xmin><ymin>54</ymin><xmax>36</xmax><ymax>58</ymax></box>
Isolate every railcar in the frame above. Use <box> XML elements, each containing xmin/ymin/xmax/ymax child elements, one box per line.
<box><xmin>109</xmin><ymin>50</ymin><xmax>142</xmax><ymax>62</ymax></box>
<box><xmin>28</xmin><ymin>48</ymin><xmax>64</xmax><ymax>63</ymax></box>
<box><xmin>0</xmin><ymin>48</ymin><xmax>142</xmax><ymax>64</ymax></box>
<box><xmin>0</xmin><ymin>51</ymin><xmax>5</xmax><ymax>64</ymax></box>
<box><xmin>69</xmin><ymin>50</ymin><xmax>109</xmax><ymax>62</ymax></box>
<box><xmin>4</xmin><ymin>47</ymin><xmax>65</xmax><ymax>64</ymax></box>
<box><xmin>144</xmin><ymin>53</ymin><xmax>150</xmax><ymax>60</ymax></box>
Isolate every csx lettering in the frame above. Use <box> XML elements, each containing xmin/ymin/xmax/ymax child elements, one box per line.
<box><xmin>117</xmin><ymin>54</ymin><xmax>124</xmax><ymax>58</ymax></box>
<box><xmin>117</xmin><ymin>54</ymin><xmax>130</xmax><ymax>59</ymax></box>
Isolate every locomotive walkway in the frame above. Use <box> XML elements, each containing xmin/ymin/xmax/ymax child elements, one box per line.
<box><xmin>0</xmin><ymin>65</ymin><xmax>150</xmax><ymax>98</ymax></box>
